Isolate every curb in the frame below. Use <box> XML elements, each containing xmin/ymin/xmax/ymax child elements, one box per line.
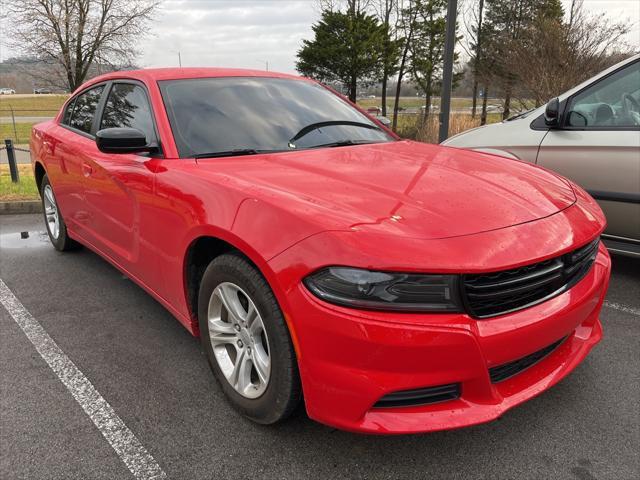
<box><xmin>0</xmin><ymin>200</ymin><xmax>42</xmax><ymax>215</ymax></box>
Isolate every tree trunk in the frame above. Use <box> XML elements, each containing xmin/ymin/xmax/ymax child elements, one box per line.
<box><xmin>472</xmin><ymin>0</ymin><xmax>484</xmax><ymax>119</ymax></box>
<box><xmin>503</xmin><ymin>88</ymin><xmax>511</xmax><ymax>120</ymax></box>
<box><xmin>471</xmin><ymin>79</ymin><xmax>478</xmax><ymax>118</ymax></box>
<box><xmin>480</xmin><ymin>85</ymin><xmax>489</xmax><ymax>125</ymax></box>
<box><xmin>424</xmin><ymin>77</ymin><xmax>432</xmax><ymax>122</ymax></box>
<box><xmin>349</xmin><ymin>74</ymin><xmax>357</xmax><ymax>103</ymax></box>
<box><xmin>381</xmin><ymin>73</ymin><xmax>388</xmax><ymax>117</ymax></box>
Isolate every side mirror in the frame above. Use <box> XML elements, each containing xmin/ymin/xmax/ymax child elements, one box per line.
<box><xmin>96</xmin><ymin>127</ymin><xmax>155</xmax><ymax>154</ymax></box>
<box><xmin>544</xmin><ymin>97</ymin><xmax>560</xmax><ymax>127</ymax></box>
<box><xmin>377</xmin><ymin>116</ymin><xmax>391</xmax><ymax>127</ymax></box>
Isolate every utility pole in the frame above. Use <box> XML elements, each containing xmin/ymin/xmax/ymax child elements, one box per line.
<box><xmin>438</xmin><ymin>0</ymin><xmax>458</xmax><ymax>143</ymax></box>
<box><xmin>178</xmin><ymin>51</ymin><xmax>182</xmax><ymax>67</ymax></box>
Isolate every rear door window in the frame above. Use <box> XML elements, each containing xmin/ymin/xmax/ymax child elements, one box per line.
<box><xmin>69</xmin><ymin>85</ymin><xmax>104</xmax><ymax>134</ymax></box>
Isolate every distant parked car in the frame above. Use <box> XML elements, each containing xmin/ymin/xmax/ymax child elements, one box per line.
<box><xmin>367</xmin><ymin>94</ymin><xmax>376</xmax><ymax>99</ymax></box>
<box><xmin>33</xmin><ymin>87</ymin><xmax>53</xmax><ymax>94</ymax></box>
<box><xmin>0</xmin><ymin>87</ymin><xmax>16</xmax><ymax>95</ymax></box>
<box><xmin>443</xmin><ymin>54</ymin><xmax>640</xmax><ymax>257</ymax></box>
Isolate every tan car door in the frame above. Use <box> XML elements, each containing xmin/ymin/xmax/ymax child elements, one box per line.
<box><xmin>537</xmin><ymin>130</ymin><xmax>640</xmax><ymax>240</ymax></box>
<box><xmin>536</xmin><ymin>59</ymin><xmax>640</xmax><ymax>243</ymax></box>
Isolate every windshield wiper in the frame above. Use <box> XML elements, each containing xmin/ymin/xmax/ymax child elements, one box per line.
<box><xmin>194</xmin><ymin>149</ymin><xmax>276</xmax><ymax>159</ymax></box>
<box><xmin>306</xmin><ymin>139</ymin><xmax>384</xmax><ymax>149</ymax></box>
<box><xmin>288</xmin><ymin>120</ymin><xmax>381</xmax><ymax>145</ymax></box>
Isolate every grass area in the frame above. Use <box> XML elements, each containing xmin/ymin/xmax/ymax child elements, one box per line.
<box><xmin>357</xmin><ymin>96</ymin><xmax>535</xmax><ymax>112</ymax></box>
<box><xmin>395</xmin><ymin>112</ymin><xmax>503</xmax><ymax>143</ymax></box>
<box><xmin>0</xmin><ymin>164</ymin><xmax>39</xmax><ymax>201</ymax></box>
<box><xmin>0</xmin><ymin>94</ymin><xmax>68</xmax><ymax>116</ymax></box>
<box><xmin>0</xmin><ymin>122</ymin><xmax>36</xmax><ymax>144</ymax></box>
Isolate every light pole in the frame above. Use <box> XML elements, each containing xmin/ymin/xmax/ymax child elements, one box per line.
<box><xmin>438</xmin><ymin>0</ymin><xmax>458</xmax><ymax>143</ymax></box>
<box><xmin>170</xmin><ymin>50</ymin><xmax>182</xmax><ymax>67</ymax></box>
<box><xmin>256</xmin><ymin>59</ymin><xmax>269</xmax><ymax>71</ymax></box>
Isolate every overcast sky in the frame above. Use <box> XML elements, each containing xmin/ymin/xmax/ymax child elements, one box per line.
<box><xmin>0</xmin><ymin>0</ymin><xmax>638</xmax><ymax>71</ymax></box>
<box><xmin>138</xmin><ymin>0</ymin><xmax>639</xmax><ymax>73</ymax></box>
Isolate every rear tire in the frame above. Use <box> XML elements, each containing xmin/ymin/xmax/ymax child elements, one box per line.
<box><xmin>198</xmin><ymin>253</ymin><xmax>301</xmax><ymax>424</ymax></box>
<box><xmin>40</xmin><ymin>174</ymin><xmax>79</xmax><ymax>251</ymax></box>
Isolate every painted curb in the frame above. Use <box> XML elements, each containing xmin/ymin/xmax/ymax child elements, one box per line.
<box><xmin>0</xmin><ymin>200</ymin><xmax>42</xmax><ymax>215</ymax></box>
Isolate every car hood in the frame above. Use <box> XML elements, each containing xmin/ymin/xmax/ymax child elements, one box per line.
<box><xmin>196</xmin><ymin>140</ymin><xmax>576</xmax><ymax>240</ymax></box>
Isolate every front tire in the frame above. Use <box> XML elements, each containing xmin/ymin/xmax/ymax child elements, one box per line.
<box><xmin>198</xmin><ymin>253</ymin><xmax>301</xmax><ymax>424</ymax></box>
<box><xmin>40</xmin><ymin>174</ymin><xmax>78</xmax><ymax>251</ymax></box>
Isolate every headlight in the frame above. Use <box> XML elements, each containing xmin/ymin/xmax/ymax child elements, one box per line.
<box><xmin>303</xmin><ymin>267</ymin><xmax>462</xmax><ymax>312</ymax></box>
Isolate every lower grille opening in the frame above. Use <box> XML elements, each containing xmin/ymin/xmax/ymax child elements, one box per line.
<box><xmin>373</xmin><ymin>383</ymin><xmax>460</xmax><ymax>408</ymax></box>
<box><xmin>489</xmin><ymin>336</ymin><xmax>568</xmax><ymax>383</ymax></box>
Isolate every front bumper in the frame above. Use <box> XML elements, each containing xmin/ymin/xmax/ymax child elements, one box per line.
<box><xmin>285</xmin><ymin>244</ymin><xmax>610</xmax><ymax>434</ymax></box>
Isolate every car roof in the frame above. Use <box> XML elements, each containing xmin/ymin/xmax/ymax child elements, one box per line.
<box><xmin>84</xmin><ymin>67</ymin><xmax>304</xmax><ymax>86</ymax></box>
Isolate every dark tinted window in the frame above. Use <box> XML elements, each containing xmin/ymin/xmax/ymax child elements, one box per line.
<box><xmin>100</xmin><ymin>84</ymin><xmax>156</xmax><ymax>142</ymax></box>
<box><xmin>62</xmin><ymin>98</ymin><xmax>76</xmax><ymax>125</ymax></box>
<box><xmin>159</xmin><ymin>77</ymin><xmax>393</xmax><ymax>158</ymax></box>
<box><xmin>69</xmin><ymin>86</ymin><xmax>104</xmax><ymax>134</ymax></box>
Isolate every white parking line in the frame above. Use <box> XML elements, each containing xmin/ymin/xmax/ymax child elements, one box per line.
<box><xmin>603</xmin><ymin>300</ymin><xmax>640</xmax><ymax>317</ymax></box>
<box><xmin>0</xmin><ymin>279</ymin><xmax>167</xmax><ymax>480</ymax></box>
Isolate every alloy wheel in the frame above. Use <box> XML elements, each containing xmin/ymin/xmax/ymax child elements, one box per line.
<box><xmin>43</xmin><ymin>185</ymin><xmax>60</xmax><ymax>240</ymax></box>
<box><xmin>207</xmin><ymin>282</ymin><xmax>271</xmax><ymax>398</ymax></box>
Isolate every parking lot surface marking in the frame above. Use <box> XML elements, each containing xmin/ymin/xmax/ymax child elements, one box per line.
<box><xmin>603</xmin><ymin>300</ymin><xmax>640</xmax><ymax>317</ymax></box>
<box><xmin>0</xmin><ymin>279</ymin><xmax>167</xmax><ymax>480</ymax></box>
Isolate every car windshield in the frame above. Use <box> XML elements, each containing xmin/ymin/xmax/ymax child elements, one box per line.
<box><xmin>159</xmin><ymin>77</ymin><xmax>394</xmax><ymax>158</ymax></box>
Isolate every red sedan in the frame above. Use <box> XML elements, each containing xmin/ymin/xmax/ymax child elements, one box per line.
<box><xmin>30</xmin><ymin>68</ymin><xmax>610</xmax><ymax>434</ymax></box>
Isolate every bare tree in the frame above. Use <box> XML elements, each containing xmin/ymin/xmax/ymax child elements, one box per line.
<box><xmin>461</xmin><ymin>0</ymin><xmax>485</xmax><ymax>117</ymax></box>
<box><xmin>6</xmin><ymin>0</ymin><xmax>159</xmax><ymax>92</ymax></box>
<box><xmin>374</xmin><ymin>0</ymin><xmax>401</xmax><ymax>116</ymax></box>
<box><xmin>392</xmin><ymin>0</ymin><xmax>418</xmax><ymax>131</ymax></box>
<box><xmin>316</xmin><ymin>0</ymin><xmax>373</xmax><ymax>13</ymax></box>
<box><xmin>510</xmin><ymin>0</ymin><xmax>633</xmax><ymax>107</ymax></box>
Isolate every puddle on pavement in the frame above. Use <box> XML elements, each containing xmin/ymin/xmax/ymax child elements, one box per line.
<box><xmin>0</xmin><ymin>231</ymin><xmax>51</xmax><ymax>249</ymax></box>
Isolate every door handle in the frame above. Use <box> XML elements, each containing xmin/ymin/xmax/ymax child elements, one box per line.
<box><xmin>82</xmin><ymin>162</ymin><xmax>93</xmax><ymax>177</ymax></box>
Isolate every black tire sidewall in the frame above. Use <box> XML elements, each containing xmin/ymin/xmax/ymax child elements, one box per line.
<box><xmin>198</xmin><ymin>254</ymin><xmax>300</xmax><ymax>424</ymax></box>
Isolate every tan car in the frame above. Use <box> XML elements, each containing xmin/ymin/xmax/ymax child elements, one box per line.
<box><xmin>443</xmin><ymin>54</ymin><xmax>640</xmax><ymax>257</ymax></box>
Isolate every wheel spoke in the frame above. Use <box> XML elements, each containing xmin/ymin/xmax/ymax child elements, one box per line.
<box><xmin>252</xmin><ymin>346</ymin><xmax>270</xmax><ymax>385</ymax></box>
<box><xmin>216</xmin><ymin>284</ymin><xmax>245</xmax><ymax>324</ymax></box>
<box><xmin>229</xmin><ymin>350</ymin><xmax>252</xmax><ymax>393</ymax></box>
<box><xmin>208</xmin><ymin>324</ymin><xmax>238</xmax><ymax>346</ymax></box>
<box><xmin>248</xmin><ymin>313</ymin><xmax>263</xmax><ymax>336</ymax></box>
<box><xmin>44</xmin><ymin>187</ymin><xmax>55</xmax><ymax>207</ymax></box>
<box><xmin>245</xmin><ymin>302</ymin><xmax>258</xmax><ymax>327</ymax></box>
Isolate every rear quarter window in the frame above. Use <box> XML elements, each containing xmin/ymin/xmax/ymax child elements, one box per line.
<box><xmin>61</xmin><ymin>98</ymin><xmax>76</xmax><ymax>125</ymax></box>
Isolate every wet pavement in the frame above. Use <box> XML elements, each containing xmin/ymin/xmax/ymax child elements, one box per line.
<box><xmin>1</xmin><ymin>214</ymin><xmax>639</xmax><ymax>480</ymax></box>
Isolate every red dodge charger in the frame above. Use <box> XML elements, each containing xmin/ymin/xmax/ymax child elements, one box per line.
<box><xmin>30</xmin><ymin>68</ymin><xmax>610</xmax><ymax>434</ymax></box>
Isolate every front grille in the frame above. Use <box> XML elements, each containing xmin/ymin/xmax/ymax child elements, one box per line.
<box><xmin>373</xmin><ymin>383</ymin><xmax>460</xmax><ymax>408</ymax></box>
<box><xmin>489</xmin><ymin>336</ymin><xmax>567</xmax><ymax>383</ymax></box>
<box><xmin>462</xmin><ymin>238</ymin><xmax>600</xmax><ymax>318</ymax></box>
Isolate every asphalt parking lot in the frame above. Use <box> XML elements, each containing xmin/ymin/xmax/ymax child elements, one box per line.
<box><xmin>1</xmin><ymin>213</ymin><xmax>638</xmax><ymax>480</ymax></box>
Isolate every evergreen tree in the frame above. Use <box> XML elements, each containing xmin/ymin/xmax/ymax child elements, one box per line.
<box><xmin>296</xmin><ymin>9</ymin><xmax>387</xmax><ymax>102</ymax></box>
